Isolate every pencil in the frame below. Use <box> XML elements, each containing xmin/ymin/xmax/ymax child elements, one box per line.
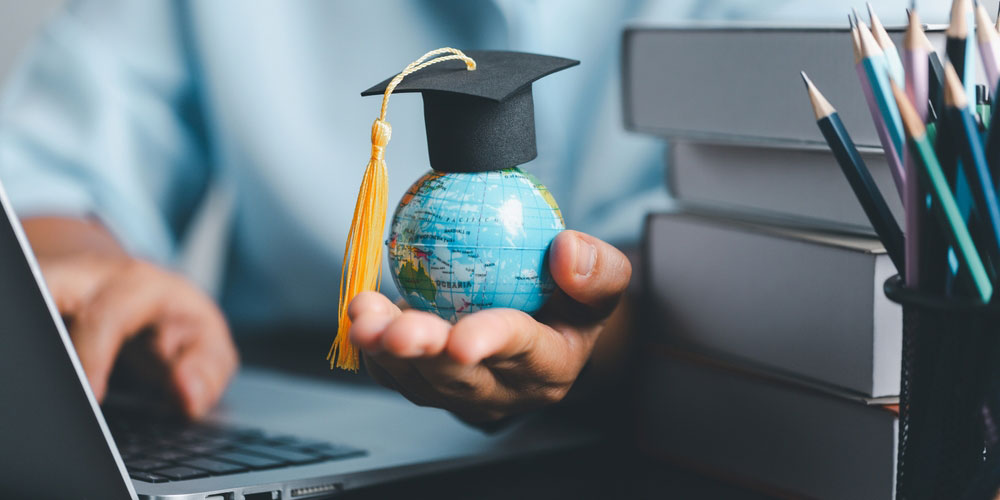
<box><xmin>893</xmin><ymin>81</ymin><xmax>994</xmax><ymax>302</ymax></box>
<box><xmin>928</xmin><ymin>42</ymin><xmax>946</xmax><ymax>123</ymax></box>
<box><xmin>852</xmin><ymin>16</ymin><xmax>906</xmax><ymax>201</ymax></box>
<box><xmin>997</xmin><ymin>0</ymin><xmax>1000</xmax><ymax>32</ymax></box>
<box><xmin>868</xmin><ymin>2</ymin><xmax>905</xmax><ymax>85</ymax></box>
<box><xmin>904</xmin><ymin>8</ymin><xmax>929</xmax><ymax>287</ymax></box>
<box><xmin>802</xmin><ymin>72</ymin><xmax>905</xmax><ymax>272</ymax></box>
<box><xmin>976</xmin><ymin>0</ymin><xmax>1000</xmax><ymax>92</ymax></box>
<box><xmin>991</xmin><ymin>2</ymin><xmax>1000</xmax><ymax>183</ymax></box>
<box><xmin>947</xmin><ymin>0</ymin><xmax>978</xmax><ymax>110</ymax></box>
<box><xmin>944</xmin><ymin>62</ymin><xmax>1000</xmax><ymax>268</ymax></box>
<box><xmin>986</xmin><ymin>83</ymin><xmax>1000</xmax><ymax>182</ymax></box>
<box><xmin>858</xmin><ymin>18</ymin><xmax>907</xmax><ymax>196</ymax></box>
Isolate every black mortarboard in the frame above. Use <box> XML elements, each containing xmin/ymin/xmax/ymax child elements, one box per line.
<box><xmin>361</xmin><ymin>50</ymin><xmax>579</xmax><ymax>173</ymax></box>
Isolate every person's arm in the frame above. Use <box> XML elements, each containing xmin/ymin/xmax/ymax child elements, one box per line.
<box><xmin>1</xmin><ymin>2</ymin><xmax>238</xmax><ymax>418</ymax></box>
<box><xmin>349</xmin><ymin>230</ymin><xmax>631</xmax><ymax>423</ymax></box>
<box><xmin>23</xmin><ymin>217</ymin><xmax>237</xmax><ymax>419</ymax></box>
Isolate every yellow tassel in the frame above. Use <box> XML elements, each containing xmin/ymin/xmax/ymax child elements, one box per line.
<box><xmin>329</xmin><ymin>48</ymin><xmax>476</xmax><ymax>370</ymax></box>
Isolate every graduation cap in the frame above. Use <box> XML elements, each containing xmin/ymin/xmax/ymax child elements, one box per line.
<box><xmin>361</xmin><ymin>50</ymin><xmax>579</xmax><ymax>173</ymax></box>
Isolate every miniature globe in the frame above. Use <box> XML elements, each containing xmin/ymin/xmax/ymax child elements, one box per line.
<box><xmin>387</xmin><ymin>167</ymin><xmax>565</xmax><ymax>322</ymax></box>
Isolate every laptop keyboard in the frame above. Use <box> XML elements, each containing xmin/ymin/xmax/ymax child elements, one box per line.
<box><xmin>105</xmin><ymin>410</ymin><xmax>366</xmax><ymax>483</ymax></box>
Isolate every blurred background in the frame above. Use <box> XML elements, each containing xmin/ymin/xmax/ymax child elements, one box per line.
<box><xmin>0</xmin><ymin>1</ymin><xmax>60</xmax><ymax>82</ymax></box>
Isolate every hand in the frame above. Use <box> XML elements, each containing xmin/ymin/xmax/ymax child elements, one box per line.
<box><xmin>39</xmin><ymin>254</ymin><xmax>238</xmax><ymax>418</ymax></box>
<box><xmin>348</xmin><ymin>230</ymin><xmax>631</xmax><ymax>423</ymax></box>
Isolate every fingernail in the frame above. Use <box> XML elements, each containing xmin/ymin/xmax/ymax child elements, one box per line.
<box><xmin>575</xmin><ymin>236</ymin><xmax>596</xmax><ymax>277</ymax></box>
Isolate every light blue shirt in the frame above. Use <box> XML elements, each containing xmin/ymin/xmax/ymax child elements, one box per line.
<box><xmin>0</xmin><ymin>0</ymin><xmax>951</xmax><ymax>331</ymax></box>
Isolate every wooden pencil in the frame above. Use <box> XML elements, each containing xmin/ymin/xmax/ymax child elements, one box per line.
<box><xmin>947</xmin><ymin>0</ymin><xmax>977</xmax><ymax>109</ymax></box>
<box><xmin>802</xmin><ymin>72</ymin><xmax>905</xmax><ymax>272</ymax></box>
<box><xmin>904</xmin><ymin>8</ymin><xmax>929</xmax><ymax>287</ymax></box>
<box><xmin>996</xmin><ymin>0</ymin><xmax>1000</xmax><ymax>32</ymax></box>
<box><xmin>852</xmin><ymin>16</ymin><xmax>905</xmax><ymax>201</ymax></box>
<box><xmin>892</xmin><ymin>81</ymin><xmax>994</xmax><ymax>302</ymax></box>
<box><xmin>976</xmin><ymin>0</ymin><xmax>1000</xmax><ymax>91</ymax></box>
<box><xmin>986</xmin><ymin>81</ymin><xmax>1000</xmax><ymax>183</ymax></box>
<box><xmin>867</xmin><ymin>2</ymin><xmax>905</xmax><ymax>84</ymax></box>
<box><xmin>944</xmin><ymin>62</ymin><xmax>1000</xmax><ymax>269</ymax></box>
<box><xmin>858</xmin><ymin>18</ymin><xmax>907</xmax><ymax>195</ymax></box>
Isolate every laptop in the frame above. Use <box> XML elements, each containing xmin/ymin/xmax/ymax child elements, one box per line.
<box><xmin>0</xmin><ymin>181</ymin><xmax>597</xmax><ymax>499</ymax></box>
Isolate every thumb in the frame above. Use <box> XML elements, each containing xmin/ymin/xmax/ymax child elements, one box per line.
<box><xmin>548</xmin><ymin>230</ymin><xmax>631</xmax><ymax>315</ymax></box>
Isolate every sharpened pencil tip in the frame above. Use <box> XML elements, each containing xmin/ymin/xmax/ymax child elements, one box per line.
<box><xmin>943</xmin><ymin>61</ymin><xmax>968</xmax><ymax>108</ymax></box>
<box><xmin>848</xmin><ymin>13</ymin><xmax>854</xmax><ymax>28</ymax></box>
<box><xmin>892</xmin><ymin>79</ymin><xmax>926</xmax><ymax>138</ymax></box>
<box><xmin>949</xmin><ymin>0</ymin><xmax>971</xmax><ymax>38</ymax></box>
<box><xmin>801</xmin><ymin>72</ymin><xmax>835</xmax><ymax>120</ymax></box>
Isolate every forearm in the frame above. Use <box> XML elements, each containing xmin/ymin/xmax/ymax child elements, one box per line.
<box><xmin>23</xmin><ymin>216</ymin><xmax>127</xmax><ymax>259</ymax></box>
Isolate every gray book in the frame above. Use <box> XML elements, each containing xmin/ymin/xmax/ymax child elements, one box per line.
<box><xmin>638</xmin><ymin>349</ymin><xmax>897</xmax><ymax>499</ymax></box>
<box><xmin>623</xmin><ymin>26</ymin><xmax>955</xmax><ymax>148</ymax></box>
<box><xmin>668</xmin><ymin>140</ymin><xmax>903</xmax><ymax>235</ymax></box>
<box><xmin>644</xmin><ymin>212</ymin><xmax>901</xmax><ymax>397</ymax></box>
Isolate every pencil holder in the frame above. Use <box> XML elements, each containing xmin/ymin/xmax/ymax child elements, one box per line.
<box><xmin>884</xmin><ymin>275</ymin><xmax>1000</xmax><ymax>500</ymax></box>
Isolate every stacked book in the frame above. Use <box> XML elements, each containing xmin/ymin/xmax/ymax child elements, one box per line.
<box><xmin>622</xmin><ymin>26</ymin><xmax>965</xmax><ymax>499</ymax></box>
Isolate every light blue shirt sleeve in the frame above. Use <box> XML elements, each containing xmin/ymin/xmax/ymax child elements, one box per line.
<box><xmin>0</xmin><ymin>0</ymin><xmax>211</xmax><ymax>264</ymax></box>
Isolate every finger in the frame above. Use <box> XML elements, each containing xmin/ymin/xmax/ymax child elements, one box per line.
<box><xmin>69</xmin><ymin>262</ymin><xmax>170</xmax><ymax>400</ymax></box>
<box><xmin>38</xmin><ymin>255</ymin><xmax>122</xmax><ymax>315</ymax></box>
<box><xmin>547</xmin><ymin>230</ymin><xmax>631</xmax><ymax>318</ymax></box>
<box><xmin>168</xmin><ymin>319</ymin><xmax>239</xmax><ymax>419</ymax></box>
<box><xmin>377</xmin><ymin>310</ymin><xmax>451</xmax><ymax>358</ymax></box>
<box><xmin>347</xmin><ymin>291</ymin><xmax>402</xmax><ymax>352</ymax></box>
<box><xmin>446</xmin><ymin>308</ymin><xmax>584</xmax><ymax>371</ymax></box>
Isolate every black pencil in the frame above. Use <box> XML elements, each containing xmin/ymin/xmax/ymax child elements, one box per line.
<box><xmin>947</xmin><ymin>0</ymin><xmax>973</xmax><ymax>93</ymax></box>
<box><xmin>987</xmin><ymin>82</ymin><xmax>1000</xmax><ymax>181</ymax></box>
<box><xmin>802</xmin><ymin>72</ymin><xmax>906</xmax><ymax>271</ymax></box>
<box><xmin>928</xmin><ymin>39</ymin><xmax>946</xmax><ymax>123</ymax></box>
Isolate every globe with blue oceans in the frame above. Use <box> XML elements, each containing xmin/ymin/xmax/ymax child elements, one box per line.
<box><xmin>388</xmin><ymin>167</ymin><xmax>565</xmax><ymax>322</ymax></box>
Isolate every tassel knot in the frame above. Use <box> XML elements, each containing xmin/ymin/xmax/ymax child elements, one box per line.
<box><xmin>370</xmin><ymin>119</ymin><xmax>391</xmax><ymax>161</ymax></box>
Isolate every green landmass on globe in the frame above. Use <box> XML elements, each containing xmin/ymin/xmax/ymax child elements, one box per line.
<box><xmin>388</xmin><ymin>167</ymin><xmax>565</xmax><ymax>322</ymax></box>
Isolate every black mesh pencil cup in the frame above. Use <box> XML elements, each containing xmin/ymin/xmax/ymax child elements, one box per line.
<box><xmin>885</xmin><ymin>275</ymin><xmax>1000</xmax><ymax>500</ymax></box>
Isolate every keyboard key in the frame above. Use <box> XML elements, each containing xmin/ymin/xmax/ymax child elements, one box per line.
<box><xmin>262</xmin><ymin>435</ymin><xmax>302</xmax><ymax>446</ymax></box>
<box><xmin>129</xmin><ymin>471</ymin><xmax>168</xmax><ymax>483</ymax></box>
<box><xmin>120</xmin><ymin>451</ymin><xmax>145</xmax><ymax>461</ymax></box>
<box><xmin>146</xmin><ymin>449</ymin><xmax>192</xmax><ymax>461</ymax></box>
<box><xmin>126</xmin><ymin>459</ymin><xmax>171</xmax><ymax>472</ymax></box>
<box><xmin>180</xmin><ymin>457</ymin><xmax>248</xmax><ymax>475</ymax></box>
<box><xmin>214</xmin><ymin>451</ymin><xmax>286</xmax><ymax>469</ymax></box>
<box><xmin>179</xmin><ymin>441</ymin><xmax>231</xmax><ymax>455</ymax></box>
<box><xmin>220</xmin><ymin>428</ymin><xmax>266</xmax><ymax>442</ymax></box>
<box><xmin>153</xmin><ymin>466</ymin><xmax>210</xmax><ymax>480</ymax></box>
<box><xmin>238</xmin><ymin>444</ymin><xmax>324</xmax><ymax>464</ymax></box>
